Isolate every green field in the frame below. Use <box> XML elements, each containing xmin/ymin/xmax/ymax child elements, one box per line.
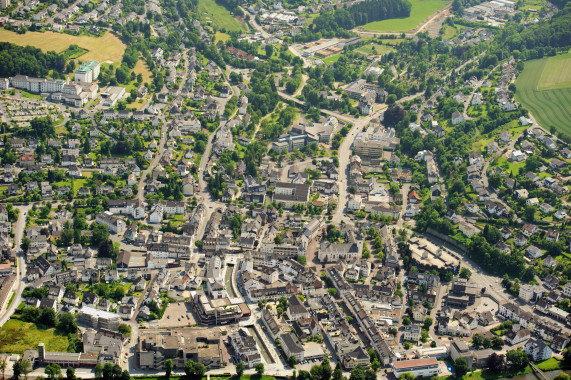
<box><xmin>197</xmin><ymin>0</ymin><xmax>245</xmax><ymax>32</ymax></box>
<box><xmin>515</xmin><ymin>53</ymin><xmax>571</xmax><ymax>136</ymax></box>
<box><xmin>361</xmin><ymin>0</ymin><xmax>450</xmax><ymax>32</ymax></box>
<box><xmin>356</xmin><ymin>42</ymin><xmax>395</xmax><ymax>56</ymax></box>
<box><xmin>0</xmin><ymin>319</ymin><xmax>69</xmax><ymax>354</ymax></box>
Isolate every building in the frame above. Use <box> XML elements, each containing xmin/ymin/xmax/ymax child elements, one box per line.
<box><xmin>138</xmin><ymin>328</ymin><xmax>222</xmax><ymax>370</ymax></box>
<box><xmin>450</xmin><ymin>339</ymin><xmax>473</xmax><ymax>368</ymax></box>
<box><xmin>525</xmin><ymin>339</ymin><xmax>552</xmax><ymax>362</ymax></box>
<box><xmin>403</xmin><ymin>325</ymin><xmax>422</xmax><ymax>342</ymax></box>
<box><xmin>77</xmin><ymin>306</ymin><xmax>121</xmax><ymax>331</ymax></box>
<box><xmin>281</xmin><ymin>333</ymin><xmax>304</xmax><ymax>362</ymax></box>
<box><xmin>95</xmin><ymin>211</ymin><xmax>126</xmax><ymax>234</ymax></box>
<box><xmin>273</xmin><ymin>182</ymin><xmax>310</xmax><ymax>208</ymax></box>
<box><xmin>229</xmin><ymin>328</ymin><xmax>262</xmax><ymax>368</ymax></box>
<box><xmin>392</xmin><ymin>357</ymin><xmax>441</xmax><ymax>378</ymax></box>
<box><xmin>74</xmin><ymin>61</ymin><xmax>100</xmax><ymax>83</ymax></box>
<box><xmin>0</xmin><ymin>0</ymin><xmax>11</xmax><ymax>9</ymax></box>
<box><xmin>287</xmin><ymin>295</ymin><xmax>310</xmax><ymax>321</ymax></box>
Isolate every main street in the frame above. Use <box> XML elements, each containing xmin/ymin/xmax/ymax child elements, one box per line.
<box><xmin>0</xmin><ymin>204</ymin><xmax>31</xmax><ymax>328</ymax></box>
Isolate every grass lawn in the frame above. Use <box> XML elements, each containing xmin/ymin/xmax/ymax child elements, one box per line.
<box><xmin>134</xmin><ymin>59</ymin><xmax>153</xmax><ymax>85</ymax></box>
<box><xmin>323</xmin><ymin>53</ymin><xmax>342</xmax><ymax>65</ymax></box>
<box><xmin>361</xmin><ymin>0</ymin><xmax>450</xmax><ymax>32</ymax></box>
<box><xmin>441</xmin><ymin>25</ymin><xmax>457</xmax><ymax>39</ymax></box>
<box><xmin>197</xmin><ymin>0</ymin><xmax>245</xmax><ymax>32</ymax></box>
<box><xmin>0</xmin><ymin>30</ymin><xmax>125</xmax><ymax>64</ymax></box>
<box><xmin>494</xmin><ymin>157</ymin><xmax>525</xmax><ymax>176</ymax></box>
<box><xmin>536</xmin><ymin>358</ymin><xmax>562</xmax><ymax>371</ymax></box>
<box><xmin>0</xmin><ymin>318</ymin><xmax>69</xmax><ymax>354</ymax></box>
<box><xmin>515</xmin><ymin>53</ymin><xmax>571</xmax><ymax>136</ymax></box>
<box><xmin>356</xmin><ymin>42</ymin><xmax>395</xmax><ymax>56</ymax></box>
<box><xmin>215</xmin><ymin>31</ymin><xmax>231</xmax><ymax>43</ymax></box>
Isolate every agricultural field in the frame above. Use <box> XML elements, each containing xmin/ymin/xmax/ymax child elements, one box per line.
<box><xmin>0</xmin><ymin>30</ymin><xmax>126</xmax><ymax>64</ymax></box>
<box><xmin>197</xmin><ymin>0</ymin><xmax>245</xmax><ymax>32</ymax></box>
<box><xmin>0</xmin><ymin>318</ymin><xmax>69</xmax><ymax>354</ymax></box>
<box><xmin>515</xmin><ymin>53</ymin><xmax>571</xmax><ymax>136</ymax></box>
<box><xmin>360</xmin><ymin>0</ymin><xmax>450</xmax><ymax>32</ymax></box>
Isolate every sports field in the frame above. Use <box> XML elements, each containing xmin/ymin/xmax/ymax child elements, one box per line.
<box><xmin>361</xmin><ymin>0</ymin><xmax>450</xmax><ymax>32</ymax></box>
<box><xmin>197</xmin><ymin>0</ymin><xmax>245</xmax><ymax>32</ymax></box>
<box><xmin>515</xmin><ymin>53</ymin><xmax>571</xmax><ymax>136</ymax></box>
<box><xmin>0</xmin><ymin>30</ymin><xmax>126</xmax><ymax>63</ymax></box>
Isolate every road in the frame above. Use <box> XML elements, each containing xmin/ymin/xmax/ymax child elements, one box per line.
<box><xmin>0</xmin><ymin>204</ymin><xmax>31</xmax><ymax>328</ymax></box>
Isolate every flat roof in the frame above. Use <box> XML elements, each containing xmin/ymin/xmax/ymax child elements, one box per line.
<box><xmin>392</xmin><ymin>357</ymin><xmax>439</xmax><ymax>369</ymax></box>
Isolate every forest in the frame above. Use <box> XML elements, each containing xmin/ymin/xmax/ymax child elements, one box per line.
<box><xmin>0</xmin><ymin>43</ymin><xmax>66</xmax><ymax>78</ymax></box>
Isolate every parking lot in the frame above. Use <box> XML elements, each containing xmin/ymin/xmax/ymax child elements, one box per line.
<box><xmin>154</xmin><ymin>301</ymin><xmax>198</xmax><ymax>328</ymax></box>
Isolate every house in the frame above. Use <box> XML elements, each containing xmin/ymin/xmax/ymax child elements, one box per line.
<box><xmin>287</xmin><ymin>295</ymin><xmax>310</xmax><ymax>321</ymax></box>
<box><xmin>526</xmin><ymin>245</ymin><xmax>542</xmax><ymax>259</ymax></box>
<box><xmin>403</xmin><ymin>325</ymin><xmax>421</xmax><ymax>342</ymax></box>
<box><xmin>451</xmin><ymin>111</ymin><xmax>464</xmax><ymax>125</ymax></box>
<box><xmin>543</xmin><ymin>256</ymin><xmax>556</xmax><ymax>268</ymax></box>
<box><xmin>525</xmin><ymin>339</ymin><xmax>552</xmax><ymax>362</ymax></box>
<box><xmin>550</xmin><ymin>158</ymin><xmax>566</xmax><ymax>172</ymax></box>
<box><xmin>510</xmin><ymin>150</ymin><xmax>526</xmax><ymax>162</ymax></box>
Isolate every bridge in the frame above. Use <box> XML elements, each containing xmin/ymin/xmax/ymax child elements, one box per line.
<box><xmin>530</xmin><ymin>363</ymin><xmax>549</xmax><ymax>380</ymax></box>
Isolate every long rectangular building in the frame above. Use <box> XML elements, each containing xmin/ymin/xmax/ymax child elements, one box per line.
<box><xmin>392</xmin><ymin>357</ymin><xmax>441</xmax><ymax>378</ymax></box>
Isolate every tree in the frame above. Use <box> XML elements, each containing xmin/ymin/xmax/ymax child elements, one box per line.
<box><xmin>553</xmin><ymin>374</ymin><xmax>570</xmax><ymax>380</ymax></box>
<box><xmin>193</xmin><ymin>363</ymin><xmax>206</xmax><ymax>377</ymax></box>
<box><xmin>265</xmin><ymin>44</ymin><xmax>274</xmax><ymax>58</ymax></box>
<box><xmin>57</xmin><ymin>312</ymin><xmax>77</xmax><ymax>334</ymax></box>
<box><xmin>492</xmin><ymin>336</ymin><xmax>504</xmax><ymax>349</ymax></box>
<box><xmin>349</xmin><ymin>366</ymin><xmax>365</xmax><ymax>380</ymax></box>
<box><xmin>19</xmin><ymin>360</ymin><xmax>32</xmax><ymax>380</ymax></box>
<box><xmin>103</xmin><ymin>363</ymin><xmax>113</xmax><ymax>380</ymax></box>
<box><xmin>524</xmin><ymin>205</ymin><xmax>536</xmax><ymax>222</ymax></box>
<box><xmin>120</xmin><ymin>370</ymin><xmax>130</xmax><ymax>380</ymax></box>
<box><xmin>459</xmin><ymin>267</ymin><xmax>472</xmax><ymax>280</ymax></box>
<box><xmin>21</xmin><ymin>237</ymin><xmax>31</xmax><ymax>252</ymax></box>
<box><xmin>0</xmin><ymin>358</ymin><xmax>6</xmax><ymax>380</ymax></box>
<box><xmin>398</xmin><ymin>373</ymin><xmax>415</xmax><ymax>380</ymax></box>
<box><xmin>43</xmin><ymin>365</ymin><xmax>61</xmax><ymax>380</ymax></box>
<box><xmin>423</xmin><ymin>317</ymin><xmax>433</xmax><ymax>330</ymax></box>
<box><xmin>321</xmin><ymin>358</ymin><xmax>332</xmax><ymax>380</ymax></box>
<box><xmin>12</xmin><ymin>361</ymin><xmax>21</xmax><ymax>380</ymax></box>
<box><xmin>185</xmin><ymin>360</ymin><xmax>194</xmax><ymax>377</ymax></box>
<box><xmin>483</xmin><ymin>337</ymin><xmax>492</xmax><ymax>349</ymax></box>
<box><xmin>472</xmin><ymin>333</ymin><xmax>483</xmax><ymax>348</ymax></box>
<box><xmin>236</xmin><ymin>362</ymin><xmax>245</xmax><ymax>378</ymax></box>
<box><xmin>383</xmin><ymin>104</ymin><xmax>405</xmax><ymax>127</ymax></box>
<box><xmin>403</xmin><ymin>317</ymin><xmax>411</xmax><ymax>325</ymax></box>
<box><xmin>255</xmin><ymin>363</ymin><xmax>265</xmax><ymax>376</ymax></box>
<box><xmin>118</xmin><ymin>324</ymin><xmax>131</xmax><ymax>337</ymax></box>
<box><xmin>333</xmin><ymin>367</ymin><xmax>343</xmax><ymax>380</ymax></box>
<box><xmin>454</xmin><ymin>358</ymin><xmax>468</xmax><ymax>377</ymax></box>
<box><xmin>506</xmin><ymin>349</ymin><xmax>529</xmax><ymax>370</ymax></box>
<box><xmin>430</xmin><ymin>341</ymin><xmax>437</xmax><ymax>348</ymax></box>
<box><xmin>66</xmin><ymin>367</ymin><xmax>75</xmax><ymax>380</ymax></box>
<box><xmin>95</xmin><ymin>362</ymin><xmax>104</xmax><ymax>379</ymax></box>
<box><xmin>487</xmin><ymin>353</ymin><xmax>505</xmax><ymax>372</ymax></box>
<box><xmin>31</xmin><ymin>116</ymin><xmax>55</xmax><ymax>139</ymax></box>
<box><xmin>165</xmin><ymin>359</ymin><xmax>173</xmax><ymax>379</ymax></box>
<box><xmin>39</xmin><ymin>307</ymin><xmax>56</xmax><ymax>327</ymax></box>
<box><xmin>288</xmin><ymin>355</ymin><xmax>298</xmax><ymax>367</ymax></box>
<box><xmin>112</xmin><ymin>364</ymin><xmax>122</xmax><ymax>380</ymax></box>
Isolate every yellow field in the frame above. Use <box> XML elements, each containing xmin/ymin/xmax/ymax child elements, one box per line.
<box><xmin>0</xmin><ymin>30</ymin><xmax>126</xmax><ymax>64</ymax></box>
<box><xmin>133</xmin><ymin>59</ymin><xmax>153</xmax><ymax>85</ymax></box>
<box><xmin>537</xmin><ymin>53</ymin><xmax>571</xmax><ymax>90</ymax></box>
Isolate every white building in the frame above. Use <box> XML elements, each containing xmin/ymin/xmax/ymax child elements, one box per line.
<box><xmin>392</xmin><ymin>358</ymin><xmax>441</xmax><ymax>378</ymax></box>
